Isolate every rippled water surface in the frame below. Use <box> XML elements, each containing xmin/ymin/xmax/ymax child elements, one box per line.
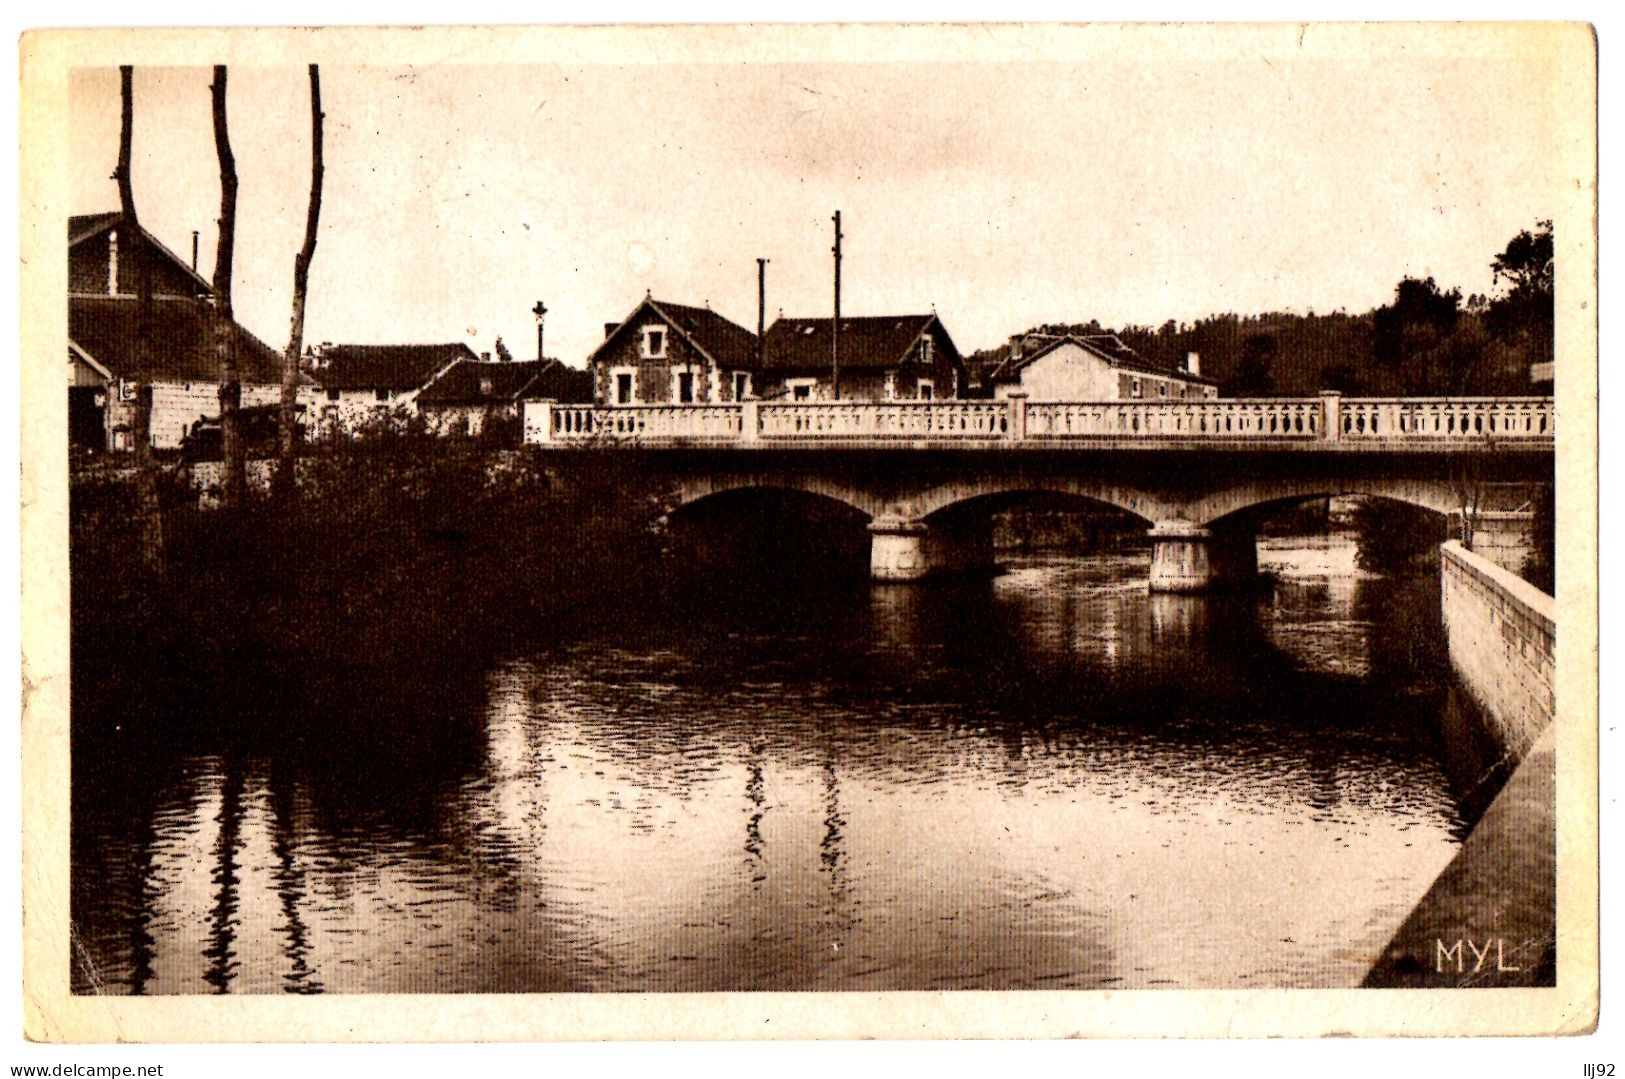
<box><xmin>72</xmin><ymin>536</ymin><xmax>1479</xmax><ymax>993</ymax></box>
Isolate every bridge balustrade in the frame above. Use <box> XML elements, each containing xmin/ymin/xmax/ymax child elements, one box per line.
<box><xmin>1024</xmin><ymin>399</ymin><xmax>1320</xmax><ymax>439</ymax></box>
<box><xmin>1340</xmin><ymin>398</ymin><xmax>1555</xmax><ymax>440</ymax></box>
<box><xmin>525</xmin><ymin>395</ymin><xmax>1553</xmax><ymax>449</ymax></box>
<box><xmin>546</xmin><ymin>403</ymin><xmax>743</xmax><ymax>441</ymax></box>
<box><xmin>756</xmin><ymin>400</ymin><xmax>1008</xmax><ymax>439</ymax></box>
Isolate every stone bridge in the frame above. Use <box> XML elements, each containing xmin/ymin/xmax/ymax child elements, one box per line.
<box><xmin>523</xmin><ymin>394</ymin><xmax>1554</xmax><ymax>589</ymax></box>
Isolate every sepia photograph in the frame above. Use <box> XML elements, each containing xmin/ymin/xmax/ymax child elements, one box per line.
<box><xmin>17</xmin><ymin>20</ymin><xmax>1598</xmax><ymax>1042</ymax></box>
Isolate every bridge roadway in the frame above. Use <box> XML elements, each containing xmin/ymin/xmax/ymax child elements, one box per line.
<box><xmin>522</xmin><ymin>393</ymin><xmax>1555</xmax><ymax>589</ymax></box>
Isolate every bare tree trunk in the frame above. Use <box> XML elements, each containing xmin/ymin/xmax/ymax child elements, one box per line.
<box><xmin>211</xmin><ymin>66</ymin><xmax>244</xmax><ymax>510</ymax></box>
<box><xmin>117</xmin><ymin>65</ymin><xmax>164</xmax><ymax>573</ymax></box>
<box><xmin>277</xmin><ymin>64</ymin><xmax>324</xmax><ymax>502</ymax></box>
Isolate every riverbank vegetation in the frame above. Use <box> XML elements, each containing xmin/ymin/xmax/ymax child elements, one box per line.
<box><xmin>70</xmin><ymin>428</ymin><xmax>668</xmax><ymax>739</ymax></box>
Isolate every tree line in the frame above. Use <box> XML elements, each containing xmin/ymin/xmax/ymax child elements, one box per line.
<box><xmin>971</xmin><ymin>222</ymin><xmax>1554</xmax><ymax>399</ymax></box>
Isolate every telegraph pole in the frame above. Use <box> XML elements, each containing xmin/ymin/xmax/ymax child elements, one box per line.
<box><xmin>831</xmin><ymin>210</ymin><xmax>842</xmax><ymax>399</ymax></box>
<box><xmin>756</xmin><ymin>259</ymin><xmax>768</xmax><ymax>370</ymax></box>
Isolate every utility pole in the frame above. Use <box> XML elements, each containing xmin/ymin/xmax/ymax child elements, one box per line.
<box><xmin>831</xmin><ymin>210</ymin><xmax>842</xmax><ymax>399</ymax></box>
<box><xmin>756</xmin><ymin>258</ymin><xmax>768</xmax><ymax>370</ymax></box>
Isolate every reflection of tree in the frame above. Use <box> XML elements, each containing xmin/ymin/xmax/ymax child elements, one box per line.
<box><xmin>270</xmin><ymin>771</ymin><xmax>322</xmax><ymax>994</ymax></box>
<box><xmin>202</xmin><ymin>760</ymin><xmax>243</xmax><ymax>994</ymax></box>
<box><xmin>819</xmin><ymin>759</ymin><xmax>850</xmax><ymax>930</ymax></box>
<box><xmin>125</xmin><ymin>807</ymin><xmax>158</xmax><ymax>995</ymax></box>
<box><xmin>743</xmin><ymin>740</ymin><xmax>766</xmax><ymax>887</ymax></box>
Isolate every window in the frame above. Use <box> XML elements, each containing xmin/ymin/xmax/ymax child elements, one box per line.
<box><xmin>326</xmin><ymin>388</ymin><xmax>340</xmax><ymax>402</ymax></box>
<box><xmin>787</xmin><ymin>378</ymin><xmax>816</xmax><ymax>400</ymax></box>
<box><xmin>677</xmin><ymin>371</ymin><xmax>695</xmax><ymax>403</ymax></box>
<box><xmin>1131</xmin><ymin>377</ymin><xmax>1142</xmax><ymax>399</ymax></box>
<box><xmin>614</xmin><ymin>371</ymin><xmax>635</xmax><ymax>405</ymax></box>
<box><xmin>732</xmin><ymin>371</ymin><xmax>752</xmax><ymax>400</ymax></box>
<box><xmin>1158</xmin><ymin>381</ymin><xmax>1169</xmax><ymax>397</ymax></box>
<box><xmin>641</xmin><ymin>326</ymin><xmax>667</xmax><ymax>359</ymax></box>
<box><xmin>375</xmin><ymin>388</ymin><xmax>393</xmax><ymax>403</ymax></box>
<box><xmin>917</xmin><ymin>379</ymin><xmax>935</xmax><ymax>400</ymax></box>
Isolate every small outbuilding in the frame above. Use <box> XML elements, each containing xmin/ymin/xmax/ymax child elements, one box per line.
<box><xmin>987</xmin><ymin>333</ymin><xmax>1217</xmax><ymax>401</ymax></box>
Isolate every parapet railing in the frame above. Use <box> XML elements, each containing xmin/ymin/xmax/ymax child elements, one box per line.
<box><xmin>523</xmin><ymin>393</ymin><xmax>1554</xmax><ymax>448</ymax></box>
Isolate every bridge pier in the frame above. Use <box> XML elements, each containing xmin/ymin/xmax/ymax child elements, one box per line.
<box><xmin>868</xmin><ymin>516</ymin><xmax>997</xmax><ymax>581</ymax></box>
<box><xmin>1147</xmin><ymin>520</ymin><xmax>1258</xmax><ymax>593</ymax></box>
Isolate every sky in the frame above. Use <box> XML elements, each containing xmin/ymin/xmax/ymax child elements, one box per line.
<box><xmin>67</xmin><ymin>29</ymin><xmax>1575</xmax><ymax>367</ymax></box>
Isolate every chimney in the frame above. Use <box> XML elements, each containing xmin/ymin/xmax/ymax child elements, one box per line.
<box><xmin>107</xmin><ymin>230</ymin><xmax>118</xmax><ymax>295</ymax></box>
<box><xmin>191</xmin><ymin>230</ymin><xmax>199</xmax><ymax>273</ymax></box>
<box><xmin>1008</xmin><ymin>333</ymin><xmax>1024</xmax><ymax>361</ymax></box>
<box><xmin>604</xmin><ymin>322</ymin><xmax>618</xmax><ymax>339</ymax></box>
<box><xmin>1186</xmin><ymin>351</ymin><xmax>1201</xmax><ymax>376</ymax></box>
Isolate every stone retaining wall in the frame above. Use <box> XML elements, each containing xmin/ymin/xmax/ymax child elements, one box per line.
<box><xmin>1439</xmin><ymin>539</ymin><xmax>1556</xmax><ymax>760</ymax></box>
<box><xmin>1365</xmin><ymin>541</ymin><xmax>1557</xmax><ymax>987</ymax></box>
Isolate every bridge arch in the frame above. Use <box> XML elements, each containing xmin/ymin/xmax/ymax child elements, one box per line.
<box><xmin>1192</xmin><ymin>476</ymin><xmax>1468</xmax><ymax>528</ymax></box>
<box><xmin>663</xmin><ymin>473</ymin><xmax>884</xmax><ymax>520</ymax></box>
<box><xmin>907</xmin><ymin>477</ymin><xmax>1167</xmax><ymax>525</ymax></box>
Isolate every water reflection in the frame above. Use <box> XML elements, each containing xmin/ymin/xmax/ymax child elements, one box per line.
<box><xmin>72</xmin><ymin>536</ymin><xmax>1473</xmax><ymax>993</ymax></box>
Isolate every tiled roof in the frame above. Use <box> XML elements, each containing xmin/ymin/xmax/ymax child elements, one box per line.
<box><xmin>418</xmin><ymin>359</ymin><xmax>593</xmax><ymax>405</ymax></box>
<box><xmin>648</xmin><ymin>300</ymin><xmax>759</xmax><ymax>371</ymax></box>
<box><xmin>310</xmin><ymin>343</ymin><xmax>478</xmax><ymax>392</ymax></box>
<box><xmin>592</xmin><ymin>298</ymin><xmax>759</xmax><ymax>371</ymax></box>
<box><xmin>761</xmin><ymin>314</ymin><xmax>951</xmax><ymax>372</ymax></box>
<box><xmin>69</xmin><ymin>211</ymin><xmax>213</xmax><ymax>294</ymax></box>
<box><xmin>68</xmin><ymin>295</ymin><xmax>287</xmax><ymax>384</ymax></box>
<box><xmin>990</xmin><ymin>333</ymin><xmax>1215</xmax><ymax>385</ymax></box>
<box><xmin>529</xmin><ymin>360</ymin><xmax>595</xmax><ymax>403</ymax></box>
<box><xmin>69</xmin><ymin>213</ymin><xmax>124</xmax><ymax>245</ymax></box>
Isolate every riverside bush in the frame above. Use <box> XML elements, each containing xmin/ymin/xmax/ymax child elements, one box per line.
<box><xmin>70</xmin><ymin>424</ymin><xmax>668</xmax><ymax>736</ymax></box>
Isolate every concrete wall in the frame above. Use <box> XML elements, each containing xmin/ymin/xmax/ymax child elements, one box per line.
<box><xmin>421</xmin><ymin>402</ymin><xmax>519</xmax><ymax>438</ymax></box>
<box><xmin>310</xmin><ymin>389</ymin><xmax>422</xmax><ymax>436</ymax></box>
<box><xmin>1440</xmin><ymin>539</ymin><xmax>1556</xmax><ymax>760</ymax></box>
<box><xmin>105</xmin><ymin>380</ymin><xmax>292</xmax><ymax>450</ymax></box>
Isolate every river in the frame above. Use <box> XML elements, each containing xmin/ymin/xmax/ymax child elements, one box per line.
<box><xmin>70</xmin><ymin>532</ymin><xmax>1489</xmax><ymax>994</ymax></box>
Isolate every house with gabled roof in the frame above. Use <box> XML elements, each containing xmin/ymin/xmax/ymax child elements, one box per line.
<box><xmin>587</xmin><ymin>295</ymin><xmax>760</xmax><ymax>406</ymax></box>
<box><xmin>67</xmin><ymin>212</ymin><xmax>306</xmax><ymax>451</ymax></box>
<box><xmin>305</xmin><ymin>342</ymin><xmax>479</xmax><ymax>433</ymax></box>
<box><xmin>586</xmin><ymin>293</ymin><xmax>969</xmax><ymax>405</ymax></box>
<box><xmin>758</xmin><ymin>313</ymin><xmax>964</xmax><ymax>401</ymax></box>
<box><xmin>987</xmin><ymin>332</ymin><xmax>1217</xmax><ymax>401</ymax></box>
<box><xmin>417</xmin><ymin>357</ymin><xmax>592</xmax><ymax>438</ymax></box>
